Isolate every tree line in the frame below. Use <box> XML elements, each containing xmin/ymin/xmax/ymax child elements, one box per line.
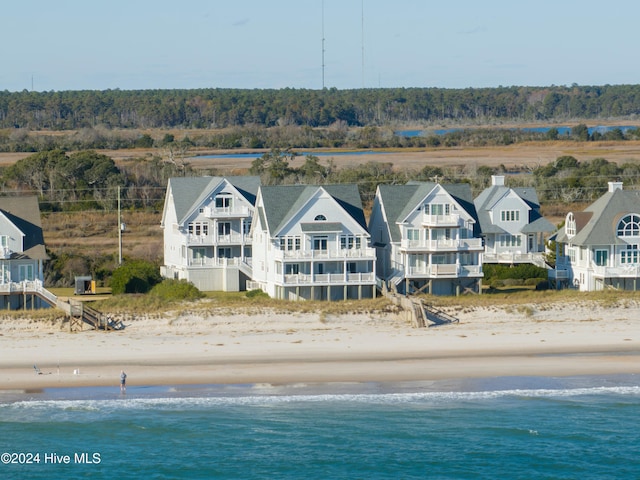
<box><xmin>3</xmin><ymin>84</ymin><xmax>640</xmax><ymax>131</ymax></box>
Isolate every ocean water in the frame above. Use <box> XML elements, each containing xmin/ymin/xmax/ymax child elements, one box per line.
<box><xmin>1</xmin><ymin>375</ymin><xmax>640</xmax><ymax>479</ymax></box>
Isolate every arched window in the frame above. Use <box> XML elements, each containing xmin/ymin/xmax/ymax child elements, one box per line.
<box><xmin>314</xmin><ymin>214</ymin><xmax>327</xmax><ymax>221</ymax></box>
<box><xmin>617</xmin><ymin>214</ymin><xmax>640</xmax><ymax>237</ymax></box>
<box><xmin>565</xmin><ymin>212</ymin><xmax>576</xmax><ymax>238</ymax></box>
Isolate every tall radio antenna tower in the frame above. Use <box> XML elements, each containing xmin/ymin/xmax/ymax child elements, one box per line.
<box><xmin>322</xmin><ymin>0</ymin><xmax>325</xmax><ymax>89</ymax></box>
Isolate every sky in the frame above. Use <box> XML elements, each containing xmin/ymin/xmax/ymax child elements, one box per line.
<box><xmin>2</xmin><ymin>0</ymin><xmax>638</xmax><ymax>92</ymax></box>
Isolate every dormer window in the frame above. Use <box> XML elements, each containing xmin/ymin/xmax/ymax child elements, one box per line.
<box><xmin>565</xmin><ymin>212</ymin><xmax>576</xmax><ymax>238</ymax></box>
<box><xmin>617</xmin><ymin>214</ymin><xmax>640</xmax><ymax>237</ymax></box>
<box><xmin>314</xmin><ymin>214</ymin><xmax>327</xmax><ymax>221</ymax></box>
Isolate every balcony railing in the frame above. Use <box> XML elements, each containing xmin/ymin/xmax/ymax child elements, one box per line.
<box><xmin>483</xmin><ymin>251</ymin><xmax>547</xmax><ymax>267</ymax></box>
<box><xmin>400</xmin><ymin>238</ymin><xmax>483</xmax><ymax>251</ymax></box>
<box><xmin>406</xmin><ymin>264</ymin><xmax>482</xmax><ymax>278</ymax></box>
<box><xmin>0</xmin><ymin>247</ymin><xmax>12</xmax><ymax>259</ymax></box>
<box><xmin>187</xmin><ymin>257</ymin><xmax>244</xmax><ymax>267</ymax></box>
<box><xmin>272</xmin><ymin>247</ymin><xmax>376</xmax><ymax>261</ymax></box>
<box><xmin>186</xmin><ymin>234</ymin><xmax>251</xmax><ymax>246</ymax></box>
<box><xmin>592</xmin><ymin>263</ymin><xmax>640</xmax><ymax>278</ymax></box>
<box><xmin>203</xmin><ymin>205</ymin><xmax>251</xmax><ymax>217</ymax></box>
<box><xmin>422</xmin><ymin>213</ymin><xmax>460</xmax><ymax>227</ymax></box>
<box><xmin>280</xmin><ymin>272</ymin><xmax>376</xmax><ymax>286</ymax></box>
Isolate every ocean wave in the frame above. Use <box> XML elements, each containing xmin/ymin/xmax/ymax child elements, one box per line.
<box><xmin>2</xmin><ymin>384</ymin><xmax>640</xmax><ymax>415</ymax></box>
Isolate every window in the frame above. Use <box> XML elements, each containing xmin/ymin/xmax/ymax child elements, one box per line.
<box><xmin>428</xmin><ymin>204</ymin><xmax>450</xmax><ymax>216</ymax></box>
<box><xmin>617</xmin><ymin>214</ymin><xmax>640</xmax><ymax>237</ymax></box>
<box><xmin>568</xmin><ymin>247</ymin><xmax>576</xmax><ymax>263</ymax></box>
<box><xmin>215</xmin><ymin>195</ymin><xmax>231</xmax><ymax>208</ymax></box>
<box><xmin>193</xmin><ymin>247</ymin><xmax>206</xmax><ymax>260</ymax></box>
<box><xmin>407</xmin><ymin>229</ymin><xmax>420</xmax><ymax>241</ymax></box>
<box><xmin>313</xmin><ymin>236</ymin><xmax>328</xmax><ymax>251</ymax></box>
<box><xmin>341</xmin><ymin>235</ymin><xmax>362</xmax><ymax>249</ymax></box>
<box><xmin>218</xmin><ymin>222</ymin><xmax>231</xmax><ymax>236</ymax></box>
<box><xmin>280</xmin><ymin>236</ymin><xmax>301</xmax><ymax>250</ymax></box>
<box><xmin>347</xmin><ymin>262</ymin><xmax>357</xmax><ymax>273</ymax></box>
<box><xmin>285</xmin><ymin>264</ymin><xmax>300</xmax><ymax>275</ymax></box>
<box><xmin>499</xmin><ymin>235</ymin><xmax>522</xmax><ymax>247</ymax></box>
<box><xmin>501</xmin><ymin>210</ymin><xmax>520</xmax><ymax>222</ymax></box>
<box><xmin>314</xmin><ymin>214</ymin><xmax>327</xmax><ymax>221</ymax></box>
<box><xmin>218</xmin><ymin>247</ymin><xmax>232</xmax><ymax>259</ymax></box>
<box><xmin>565</xmin><ymin>212</ymin><xmax>576</xmax><ymax>237</ymax></box>
<box><xmin>188</xmin><ymin>222</ymin><xmax>208</xmax><ymax>236</ymax></box>
<box><xmin>621</xmin><ymin>245</ymin><xmax>639</xmax><ymax>264</ymax></box>
<box><xmin>595</xmin><ymin>250</ymin><xmax>608</xmax><ymax>267</ymax></box>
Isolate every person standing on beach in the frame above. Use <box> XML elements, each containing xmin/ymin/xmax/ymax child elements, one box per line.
<box><xmin>120</xmin><ymin>370</ymin><xmax>127</xmax><ymax>392</ymax></box>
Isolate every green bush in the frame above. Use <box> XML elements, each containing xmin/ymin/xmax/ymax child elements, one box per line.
<box><xmin>246</xmin><ymin>289</ymin><xmax>269</xmax><ymax>299</ymax></box>
<box><xmin>149</xmin><ymin>279</ymin><xmax>204</xmax><ymax>301</ymax></box>
<box><xmin>483</xmin><ymin>264</ymin><xmax>548</xmax><ymax>282</ymax></box>
<box><xmin>110</xmin><ymin>260</ymin><xmax>161</xmax><ymax>294</ymax></box>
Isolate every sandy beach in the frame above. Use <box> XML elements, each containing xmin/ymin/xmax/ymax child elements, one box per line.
<box><xmin>1</xmin><ymin>300</ymin><xmax>639</xmax><ymax>392</ymax></box>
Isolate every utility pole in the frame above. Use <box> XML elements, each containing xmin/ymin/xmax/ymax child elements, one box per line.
<box><xmin>118</xmin><ymin>186</ymin><xmax>123</xmax><ymax>265</ymax></box>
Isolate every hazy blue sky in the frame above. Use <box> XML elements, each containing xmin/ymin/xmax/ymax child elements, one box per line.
<box><xmin>2</xmin><ymin>0</ymin><xmax>637</xmax><ymax>92</ymax></box>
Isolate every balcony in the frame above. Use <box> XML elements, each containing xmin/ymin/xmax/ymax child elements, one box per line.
<box><xmin>186</xmin><ymin>233</ymin><xmax>251</xmax><ymax>246</ymax></box>
<box><xmin>400</xmin><ymin>238</ymin><xmax>483</xmax><ymax>252</ymax></box>
<box><xmin>0</xmin><ymin>247</ymin><xmax>12</xmax><ymax>259</ymax></box>
<box><xmin>272</xmin><ymin>247</ymin><xmax>376</xmax><ymax>261</ymax></box>
<box><xmin>592</xmin><ymin>263</ymin><xmax>640</xmax><ymax>278</ymax></box>
<box><xmin>406</xmin><ymin>264</ymin><xmax>482</xmax><ymax>278</ymax></box>
<box><xmin>280</xmin><ymin>272</ymin><xmax>376</xmax><ymax>286</ymax></box>
<box><xmin>483</xmin><ymin>251</ymin><xmax>548</xmax><ymax>268</ymax></box>
<box><xmin>422</xmin><ymin>213</ymin><xmax>460</xmax><ymax>227</ymax></box>
<box><xmin>187</xmin><ymin>257</ymin><xmax>243</xmax><ymax>268</ymax></box>
<box><xmin>203</xmin><ymin>205</ymin><xmax>251</xmax><ymax>218</ymax></box>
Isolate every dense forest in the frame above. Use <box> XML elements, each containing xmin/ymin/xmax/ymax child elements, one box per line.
<box><xmin>2</xmin><ymin>84</ymin><xmax>640</xmax><ymax>131</ymax></box>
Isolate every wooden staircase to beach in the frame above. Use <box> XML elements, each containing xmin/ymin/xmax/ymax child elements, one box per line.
<box><xmin>412</xmin><ymin>300</ymin><xmax>459</xmax><ymax>328</ymax></box>
<box><xmin>67</xmin><ymin>301</ymin><xmax>124</xmax><ymax>332</ymax></box>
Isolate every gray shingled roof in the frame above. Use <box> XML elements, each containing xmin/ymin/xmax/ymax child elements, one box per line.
<box><xmin>557</xmin><ymin>188</ymin><xmax>640</xmax><ymax>245</ymax></box>
<box><xmin>474</xmin><ymin>184</ymin><xmax>554</xmax><ymax>235</ymax></box>
<box><xmin>259</xmin><ymin>184</ymin><xmax>367</xmax><ymax>236</ymax></box>
<box><xmin>0</xmin><ymin>196</ymin><xmax>48</xmax><ymax>260</ymax></box>
<box><xmin>168</xmin><ymin>176</ymin><xmax>260</xmax><ymax>225</ymax></box>
<box><xmin>378</xmin><ymin>182</ymin><xmax>479</xmax><ymax>243</ymax></box>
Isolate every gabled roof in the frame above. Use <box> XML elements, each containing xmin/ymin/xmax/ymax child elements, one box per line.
<box><xmin>0</xmin><ymin>196</ymin><xmax>48</xmax><ymax>260</ymax></box>
<box><xmin>166</xmin><ymin>176</ymin><xmax>260</xmax><ymax>225</ymax></box>
<box><xmin>378</xmin><ymin>182</ymin><xmax>480</xmax><ymax>243</ymax></box>
<box><xmin>556</xmin><ymin>188</ymin><xmax>640</xmax><ymax>245</ymax></box>
<box><xmin>258</xmin><ymin>184</ymin><xmax>367</xmax><ymax>236</ymax></box>
<box><xmin>474</xmin><ymin>183</ymin><xmax>554</xmax><ymax>235</ymax></box>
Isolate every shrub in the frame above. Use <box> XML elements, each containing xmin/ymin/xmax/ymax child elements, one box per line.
<box><xmin>149</xmin><ymin>279</ymin><xmax>204</xmax><ymax>301</ymax></box>
<box><xmin>246</xmin><ymin>289</ymin><xmax>269</xmax><ymax>299</ymax></box>
<box><xmin>110</xmin><ymin>259</ymin><xmax>161</xmax><ymax>294</ymax></box>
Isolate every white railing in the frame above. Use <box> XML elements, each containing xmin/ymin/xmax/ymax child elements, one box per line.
<box><xmin>406</xmin><ymin>264</ymin><xmax>482</xmax><ymax>277</ymax></box>
<box><xmin>483</xmin><ymin>251</ymin><xmax>547</xmax><ymax>265</ymax></box>
<box><xmin>422</xmin><ymin>213</ymin><xmax>460</xmax><ymax>226</ymax></box>
<box><xmin>188</xmin><ymin>257</ymin><xmax>244</xmax><ymax>267</ymax></box>
<box><xmin>0</xmin><ymin>279</ymin><xmax>57</xmax><ymax>305</ymax></box>
<box><xmin>0</xmin><ymin>247</ymin><xmax>12</xmax><ymax>259</ymax></box>
<box><xmin>186</xmin><ymin>234</ymin><xmax>250</xmax><ymax>246</ymax></box>
<box><xmin>272</xmin><ymin>247</ymin><xmax>376</xmax><ymax>261</ymax></box>
<box><xmin>592</xmin><ymin>263</ymin><xmax>640</xmax><ymax>278</ymax></box>
<box><xmin>280</xmin><ymin>272</ymin><xmax>375</xmax><ymax>285</ymax></box>
<box><xmin>401</xmin><ymin>238</ymin><xmax>483</xmax><ymax>251</ymax></box>
<box><xmin>203</xmin><ymin>205</ymin><xmax>251</xmax><ymax>217</ymax></box>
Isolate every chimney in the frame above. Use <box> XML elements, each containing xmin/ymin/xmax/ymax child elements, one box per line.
<box><xmin>491</xmin><ymin>175</ymin><xmax>505</xmax><ymax>186</ymax></box>
<box><xmin>608</xmin><ymin>181</ymin><xmax>623</xmax><ymax>192</ymax></box>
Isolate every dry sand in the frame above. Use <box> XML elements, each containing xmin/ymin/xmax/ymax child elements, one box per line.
<box><xmin>1</xmin><ymin>301</ymin><xmax>639</xmax><ymax>391</ymax></box>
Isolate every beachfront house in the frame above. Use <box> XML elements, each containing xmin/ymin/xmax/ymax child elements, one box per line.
<box><xmin>250</xmin><ymin>184</ymin><xmax>376</xmax><ymax>300</ymax></box>
<box><xmin>369</xmin><ymin>182</ymin><xmax>484</xmax><ymax>296</ymax></box>
<box><xmin>0</xmin><ymin>196</ymin><xmax>51</xmax><ymax>309</ymax></box>
<box><xmin>550</xmin><ymin>181</ymin><xmax>640</xmax><ymax>291</ymax></box>
<box><xmin>474</xmin><ymin>175</ymin><xmax>555</xmax><ymax>267</ymax></box>
<box><xmin>160</xmin><ymin>176</ymin><xmax>260</xmax><ymax>291</ymax></box>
